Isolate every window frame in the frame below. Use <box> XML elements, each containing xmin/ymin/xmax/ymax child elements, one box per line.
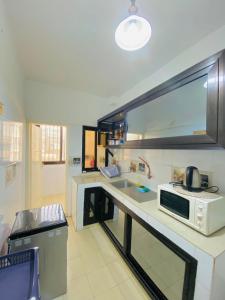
<box><xmin>82</xmin><ymin>126</ymin><xmax>98</xmax><ymax>172</ymax></box>
<box><xmin>42</xmin><ymin>125</ymin><xmax>66</xmax><ymax>165</ymax></box>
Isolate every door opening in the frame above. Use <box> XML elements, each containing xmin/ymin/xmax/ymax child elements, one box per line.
<box><xmin>82</xmin><ymin>126</ymin><xmax>98</xmax><ymax>172</ymax></box>
<box><xmin>82</xmin><ymin>126</ymin><xmax>109</xmax><ymax>172</ymax></box>
<box><xmin>29</xmin><ymin>123</ymin><xmax>67</xmax><ymax>214</ymax></box>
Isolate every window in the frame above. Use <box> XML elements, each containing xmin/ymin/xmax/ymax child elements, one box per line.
<box><xmin>0</xmin><ymin>121</ymin><xmax>23</xmax><ymax>162</ymax></box>
<box><xmin>41</xmin><ymin>125</ymin><xmax>66</xmax><ymax>164</ymax></box>
<box><xmin>82</xmin><ymin>126</ymin><xmax>97</xmax><ymax>172</ymax></box>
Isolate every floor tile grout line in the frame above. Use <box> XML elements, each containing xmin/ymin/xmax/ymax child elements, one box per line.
<box><xmin>65</xmin><ymin>219</ymin><xmax>150</xmax><ymax>300</ymax></box>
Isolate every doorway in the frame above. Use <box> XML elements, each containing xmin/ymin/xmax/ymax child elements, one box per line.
<box><xmin>29</xmin><ymin>123</ymin><xmax>67</xmax><ymax>214</ymax></box>
<box><xmin>82</xmin><ymin>126</ymin><xmax>108</xmax><ymax>172</ymax></box>
<box><xmin>82</xmin><ymin>126</ymin><xmax>98</xmax><ymax>172</ymax></box>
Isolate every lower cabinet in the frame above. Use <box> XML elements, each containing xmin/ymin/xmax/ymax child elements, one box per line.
<box><xmin>84</xmin><ymin>187</ymin><xmax>197</xmax><ymax>300</ymax></box>
<box><xmin>130</xmin><ymin>219</ymin><xmax>189</xmax><ymax>300</ymax></box>
<box><xmin>83</xmin><ymin>188</ymin><xmax>114</xmax><ymax>226</ymax></box>
<box><xmin>101</xmin><ymin>191</ymin><xmax>125</xmax><ymax>248</ymax></box>
<box><xmin>83</xmin><ymin>187</ymin><xmax>101</xmax><ymax>226</ymax></box>
<box><xmin>100</xmin><ymin>190</ymin><xmax>114</xmax><ymax>222</ymax></box>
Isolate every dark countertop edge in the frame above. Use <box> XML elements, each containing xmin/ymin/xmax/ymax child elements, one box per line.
<box><xmin>9</xmin><ymin>219</ymin><xmax>68</xmax><ymax>240</ymax></box>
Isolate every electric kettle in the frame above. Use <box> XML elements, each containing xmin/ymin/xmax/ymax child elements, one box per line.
<box><xmin>183</xmin><ymin>166</ymin><xmax>202</xmax><ymax>192</ymax></box>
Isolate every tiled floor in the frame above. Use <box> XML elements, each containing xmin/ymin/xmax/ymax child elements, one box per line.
<box><xmin>54</xmin><ymin>218</ymin><xmax>151</xmax><ymax>300</ymax></box>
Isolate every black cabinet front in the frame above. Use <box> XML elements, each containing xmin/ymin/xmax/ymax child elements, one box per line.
<box><xmin>100</xmin><ymin>190</ymin><xmax>114</xmax><ymax>222</ymax></box>
<box><xmin>84</xmin><ymin>188</ymin><xmax>114</xmax><ymax>226</ymax></box>
<box><xmin>130</xmin><ymin>219</ymin><xmax>187</xmax><ymax>300</ymax></box>
<box><xmin>99</xmin><ymin>194</ymin><xmax>197</xmax><ymax>300</ymax></box>
<box><xmin>101</xmin><ymin>191</ymin><xmax>125</xmax><ymax>248</ymax></box>
<box><xmin>84</xmin><ymin>188</ymin><xmax>197</xmax><ymax>300</ymax></box>
<box><xmin>83</xmin><ymin>187</ymin><xmax>101</xmax><ymax>225</ymax></box>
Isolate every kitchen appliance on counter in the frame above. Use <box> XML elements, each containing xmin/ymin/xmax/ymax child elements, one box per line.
<box><xmin>158</xmin><ymin>184</ymin><xmax>225</xmax><ymax>235</ymax></box>
<box><xmin>183</xmin><ymin>166</ymin><xmax>202</xmax><ymax>192</ymax></box>
<box><xmin>8</xmin><ymin>204</ymin><xmax>68</xmax><ymax>300</ymax></box>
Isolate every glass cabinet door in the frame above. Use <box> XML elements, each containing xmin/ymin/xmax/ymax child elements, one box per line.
<box><xmin>101</xmin><ymin>191</ymin><xmax>114</xmax><ymax>222</ymax></box>
<box><xmin>103</xmin><ymin>194</ymin><xmax>125</xmax><ymax>247</ymax></box>
<box><xmin>131</xmin><ymin>219</ymin><xmax>186</xmax><ymax>300</ymax></box>
<box><xmin>83</xmin><ymin>188</ymin><xmax>100</xmax><ymax>226</ymax></box>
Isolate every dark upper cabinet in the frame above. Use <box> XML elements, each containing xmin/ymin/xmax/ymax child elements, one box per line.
<box><xmin>98</xmin><ymin>113</ymin><xmax>127</xmax><ymax>146</ymax></box>
<box><xmin>98</xmin><ymin>50</ymin><xmax>225</xmax><ymax>149</ymax></box>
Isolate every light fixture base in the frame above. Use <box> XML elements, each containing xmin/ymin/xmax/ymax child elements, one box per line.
<box><xmin>128</xmin><ymin>2</ymin><xmax>138</xmax><ymax>15</ymax></box>
<box><xmin>115</xmin><ymin>0</ymin><xmax>152</xmax><ymax>51</ymax></box>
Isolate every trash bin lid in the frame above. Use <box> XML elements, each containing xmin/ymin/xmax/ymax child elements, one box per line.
<box><xmin>9</xmin><ymin>204</ymin><xmax>68</xmax><ymax>240</ymax></box>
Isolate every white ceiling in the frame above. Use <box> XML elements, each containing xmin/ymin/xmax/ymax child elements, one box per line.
<box><xmin>4</xmin><ymin>0</ymin><xmax>225</xmax><ymax>98</ymax></box>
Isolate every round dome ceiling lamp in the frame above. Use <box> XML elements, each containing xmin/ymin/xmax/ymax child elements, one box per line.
<box><xmin>115</xmin><ymin>0</ymin><xmax>152</xmax><ymax>51</ymax></box>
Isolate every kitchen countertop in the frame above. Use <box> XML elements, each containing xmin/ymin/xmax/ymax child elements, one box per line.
<box><xmin>73</xmin><ymin>172</ymin><xmax>225</xmax><ymax>258</ymax></box>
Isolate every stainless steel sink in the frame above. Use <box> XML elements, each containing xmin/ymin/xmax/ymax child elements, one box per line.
<box><xmin>111</xmin><ymin>180</ymin><xmax>135</xmax><ymax>189</ymax></box>
<box><xmin>110</xmin><ymin>180</ymin><xmax>157</xmax><ymax>203</ymax></box>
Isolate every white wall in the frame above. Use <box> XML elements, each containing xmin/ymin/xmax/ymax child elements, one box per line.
<box><xmin>42</xmin><ymin>164</ymin><xmax>66</xmax><ymax>197</ymax></box>
<box><xmin>116</xmin><ymin>24</ymin><xmax>225</xmax><ymax>108</ymax></box>
<box><xmin>25</xmin><ymin>80</ymin><xmax>110</xmax><ymax>126</ymax></box>
<box><xmin>24</xmin><ymin>24</ymin><xmax>225</xmax><ymax>214</ymax></box>
<box><xmin>30</xmin><ymin>124</ymin><xmax>42</xmax><ymax>209</ymax></box>
<box><xmin>67</xmin><ymin>125</ymin><xmax>83</xmax><ymax>215</ymax></box>
<box><xmin>24</xmin><ymin>81</ymin><xmax>112</xmax><ymax>215</ymax></box>
<box><xmin>114</xmin><ymin>148</ymin><xmax>225</xmax><ymax>194</ymax></box>
<box><xmin>0</xmin><ymin>0</ymin><xmax>25</xmax><ymax>225</ymax></box>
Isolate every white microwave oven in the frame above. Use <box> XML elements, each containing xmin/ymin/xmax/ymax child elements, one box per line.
<box><xmin>157</xmin><ymin>184</ymin><xmax>225</xmax><ymax>236</ymax></box>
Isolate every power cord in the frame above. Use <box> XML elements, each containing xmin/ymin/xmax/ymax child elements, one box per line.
<box><xmin>169</xmin><ymin>182</ymin><xmax>219</xmax><ymax>193</ymax></box>
<box><xmin>202</xmin><ymin>186</ymin><xmax>219</xmax><ymax>193</ymax></box>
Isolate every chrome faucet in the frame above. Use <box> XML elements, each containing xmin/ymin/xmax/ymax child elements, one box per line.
<box><xmin>139</xmin><ymin>157</ymin><xmax>152</xmax><ymax>179</ymax></box>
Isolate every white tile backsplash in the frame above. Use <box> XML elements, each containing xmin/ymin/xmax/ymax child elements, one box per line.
<box><xmin>113</xmin><ymin>149</ymin><xmax>225</xmax><ymax>193</ymax></box>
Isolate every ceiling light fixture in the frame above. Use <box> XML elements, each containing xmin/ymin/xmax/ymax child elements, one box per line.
<box><xmin>115</xmin><ymin>0</ymin><xmax>152</xmax><ymax>51</ymax></box>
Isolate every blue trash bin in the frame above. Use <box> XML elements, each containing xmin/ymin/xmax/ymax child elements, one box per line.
<box><xmin>0</xmin><ymin>247</ymin><xmax>40</xmax><ymax>300</ymax></box>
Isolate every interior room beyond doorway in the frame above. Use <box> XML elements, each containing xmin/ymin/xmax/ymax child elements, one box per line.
<box><xmin>29</xmin><ymin>123</ymin><xmax>67</xmax><ymax>213</ymax></box>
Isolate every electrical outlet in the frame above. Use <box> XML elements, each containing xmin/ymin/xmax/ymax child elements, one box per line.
<box><xmin>200</xmin><ymin>174</ymin><xmax>209</xmax><ymax>188</ymax></box>
<box><xmin>138</xmin><ymin>162</ymin><xmax>145</xmax><ymax>172</ymax></box>
<box><xmin>199</xmin><ymin>171</ymin><xmax>213</xmax><ymax>187</ymax></box>
<box><xmin>72</xmin><ymin>157</ymin><xmax>81</xmax><ymax>165</ymax></box>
